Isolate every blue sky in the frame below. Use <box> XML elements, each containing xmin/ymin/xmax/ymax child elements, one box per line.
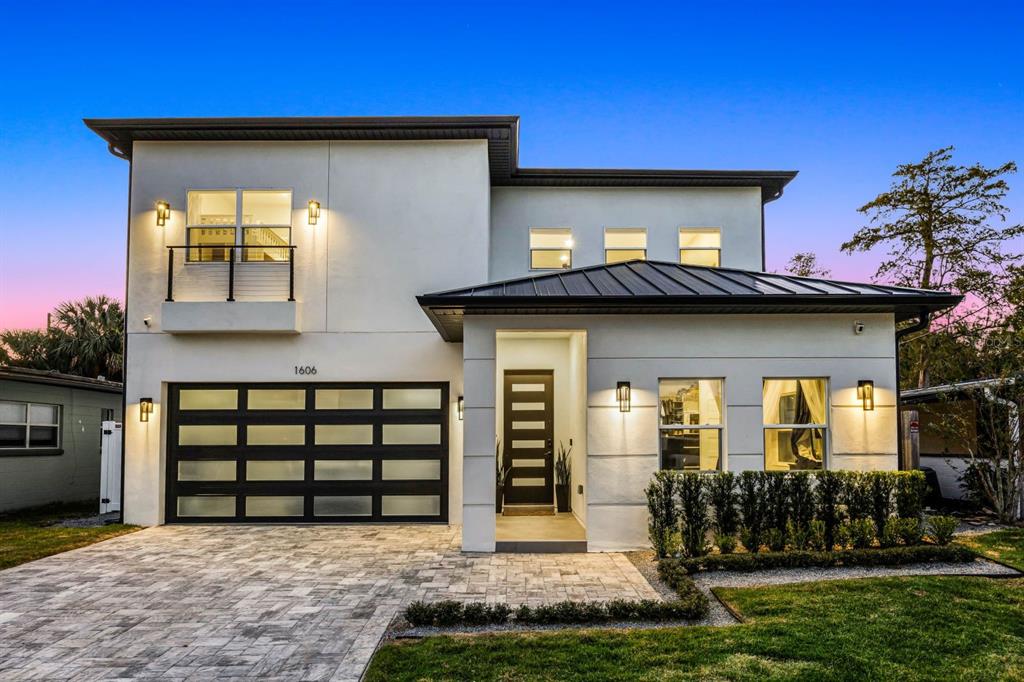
<box><xmin>1</xmin><ymin>0</ymin><xmax>1022</xmax><ymax>327</ymax></box>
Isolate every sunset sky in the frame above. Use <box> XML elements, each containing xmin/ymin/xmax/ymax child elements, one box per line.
<box><xmin>1</xmin><ymin>1</ymin><xmax>1022</xmax><ymax>329</ymax></box>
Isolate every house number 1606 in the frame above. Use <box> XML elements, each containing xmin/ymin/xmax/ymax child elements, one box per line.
<box><xmin>294</xmin><ymin>365</ymin><xmax>318</xmax><ymax>375</ymax></box>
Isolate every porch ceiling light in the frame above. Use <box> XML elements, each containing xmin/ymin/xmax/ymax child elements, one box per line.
<box><xmin>457</xmin><ymin>396</ymin><xmax>464</xmax><ymax>420</ymax></box>
<box><xmin>616</xmin><ymin>381</ymin><xmax>631</xmax><ymax>412</ymax></box>
<box><xmin>308</xmin><ymin>200</ymin><xmax>321</xmax><ymax>225</ymax></box>
<box><xmin>155</xmin><ymin>201</ymin><xmax>171</xmax><ymax>227</ymax></box>
<box><xmin>857</xmin><ymin>380</ymin><xmax>875</xmax><ymax>411</ymax></box>
<box><xmin>140</xmin><ymin>397</ymin><xmax>154</xmax><ymax>422</ymax></box>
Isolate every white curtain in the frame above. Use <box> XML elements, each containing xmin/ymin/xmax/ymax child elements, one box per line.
<box><xmin>798</xmin><ymin>379</ymin><xmax>827</xmax><ymax>424</ymax></box>
<box><xmin>762</xmin><ymin>380</ymin><xmax>786</xmax><ymax>424</ymax></box>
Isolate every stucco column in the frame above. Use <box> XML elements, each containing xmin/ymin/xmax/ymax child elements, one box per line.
<box><xmin>461</xmin><ymin>330</ymin><xmax>496</xmax><ymax>551</ymax></box>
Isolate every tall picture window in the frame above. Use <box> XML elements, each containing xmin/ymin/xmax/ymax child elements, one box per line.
<box><xmin>679</xmin><ymin>228</ymin><xmax>721</xmax><ymax>266</ymax></box>
<box><xmin>604</xmin><ymin>228</ymin><xmax>647</xmax><ymax>263</ymax></box>
<box><xmin>529</xmin><ymin>228</ymin><xmax>573</xmax><ymax>269</ymax></box>
<box><xmin>658</xmin><ymin>379</ymin><xmax>724</xmax><ymax>471</ymax></box>
<box><xmin>0</xmin><ymin>401</ymin><xmax>61</xmax><ymax>450</ymax></box>
<box><xmin>763</xmin><ymin>378</ymin><xmax>828</xmax><ymax>470</ymax></box>
<box><xmin>186</xmin><ymin>189</ymin><xmax>293</xmax><ymax>262</ymax></box>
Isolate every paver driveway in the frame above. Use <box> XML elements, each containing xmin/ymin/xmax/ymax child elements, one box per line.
<box><xmin>0</xmin><ymin>525</ymin><xmax>658</xmax><ymax>680</ymax></box>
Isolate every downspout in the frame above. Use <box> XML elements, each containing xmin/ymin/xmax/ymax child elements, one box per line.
<box><xmin>894</xmin><ymin>308</ymin><xmax>931</xmax><ymax>470</ymax></box>
<box><xmin>118</xmin><ymin>150</ymin><xmax>132</xmax><ymax>523</ymax></box>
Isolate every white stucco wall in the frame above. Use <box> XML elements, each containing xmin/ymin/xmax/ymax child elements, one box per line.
<box><xmin>123</xmin><ymin>140</ymin><xmax>490</xmax><ymax>525</ymax></box>
<box><xmin>462</xmin><ymin>312</ymin><xmax>898</xmax><ymax>552</ymax></box>
<box><xmin>489</xmin><ymin>186</ymin><xmax>764</xmax><ymax>279</ymax></box>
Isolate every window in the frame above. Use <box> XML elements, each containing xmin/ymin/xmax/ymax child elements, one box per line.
<box><xmin>763</xmin><ymin>379</ymin><xmax>828</xmax><ymax>471</ymax></box>
<box><xmin>658</xmin><ymin>380</ymin><xmax>723</xmax><ymax>471</ymax></box>
<box><xmin>605</xmin><ymin>228</ymin><xmax>647</xmax><ymax>263</ymax></box>
<box><xmin>530</xmin><ymin>228</ymin><xmax>573</xmax><ymax>269</ymax></box>
<box><xmin>679</xmin><ymin>228</ymin><xmax>721</xmax><ymax>266</ymax></box>
<box><xmin>186</xmin><ymin>189</ymin><xmax>292</xmax><ymax>262</ymax></box>
<box><xmin>0</xmin><ymin>400</ymin><xmax>60</xmax><ymax>450</ymax></box>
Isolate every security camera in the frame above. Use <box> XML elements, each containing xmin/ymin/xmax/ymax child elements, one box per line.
<box><xmin>143</xmin><ymin>316</ymin><xmax>152</xmax><ymax>327</ymax></box>
<box><xmin>853</xmin><ymin>321</ymin><xmax>865</xmax><ymax>335</ymax></box>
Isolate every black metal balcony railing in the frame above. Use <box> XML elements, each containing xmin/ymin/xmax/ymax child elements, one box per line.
<box><xmin>165</xmin><ymin>245</ymin><xmax>296</xmax><ymax>303</ymax></box>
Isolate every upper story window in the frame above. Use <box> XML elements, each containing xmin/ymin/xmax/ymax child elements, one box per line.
<box><xmin>186</xmin><ymin>190</ymin><xmax>292</xmax><ymax>263</ymax></box>
<box><xmin>763</xmin><ymin>378</ymin><xmax>828</xmax><ymax>471</ymax></box>
<box><xmin>0</xmin><ymin>400</ymin><xmax>60</xmax><ymax>450</ymax></box>
<box><xmin>679</xmin><ymin>228</ymin><xmax>721</xmax><ymax>267</ymax></box>
<box><xmin>659</xmin><ymin>379</ymin><xmax>723</xmax><ymax>471</ymax></box>
<box><xmin>604</xmin><ymin>228</ymin><xmax>647</xmax><ymax>264</ymax></box>
<box><xmin>529</xmin><ymin>228</ymin><xmax>573</xmax><ymax>270</ymax></box>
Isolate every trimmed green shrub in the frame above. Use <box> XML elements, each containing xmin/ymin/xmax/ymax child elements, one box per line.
<box><xmin>708</xmin><ymin>472</ymin><xmax>740</xmax><ymax>536</ymax></box>
<box><xmin>868</xmin><ymin>472</ymin><xmax>896</xmax><ymax>535</ymax></box>
<box><xmin>880</xmin><ymin>517</ymin><xmax>901</xmax><ymax>548</ymax></box>
<box><xmin>739</xmin><ymin>525</ymin><xmax>761</xmax><ymax>554</ymax></box>
<box><xmin>646</xmin><ymin>471</ymin><xmax>681</xmax><ymax>558</ymax></box>
<box><xmin>679</xmin><ymin>473</ymin><xmax>710</xmax><ymax>557</ymax></box>
<box><xmin>737</xmin><ymin>472</ymin><xmax>765</xmax><ymax>551</ymax></box>
<box><xmin>715</xmin><ymin>533</ymin><xmax>737</xmax><ymax>554</ymax></box>
<box><xmin>789</xmin><ymin>472</ymin><xmax>815</xmax><ymax>530</ymax></box>
<box><xmin>847</xmin><ymin>518</ymin><xmax>876</xmax><ymax>549</ymax></box>
<box><xmin>786</xmin><ymin>519</ymin><xmax>811</xmax><ymax>551</ymax></box>
<box><xmin>807</xmin><ymin>519</ymin><xmax>827</xmax><ymax>551</ymax></box>
<box><xmin>927</xmin><ymin>515</ymin><xmax>959</xmax><ymax>546</ymax></box>
<box><xmin>665</xmin><ymin>544</ymin><xmax>976</xmax><ymax>573</ymax></box>
<box><xmin>895</xmin><ymin>470</ymin><xmax>927</xmax><ymax>520</ymax></box>
<box><xmin>765</xmin><ymin>527</ymin><xmax>786</xmax><ymax>552</ymax></box>
<box><xmin>897</xmin><ymin>517</ymin><xmax>925</xmax><ymax>546</ymax></box>
<box><xmin>405</xmin><ymin>600</ymin><xmax>436</xmax><ymax>627</ymax></box>
<box><xmin>843</xmin><ymin>472</ymin><xmax>873</xmax><ymax>522</ymax></box>
<box><xmin>655</xmin><ymin>558</ymin><xmax>712</xmax><ymax>619</ymax></box>
<box><xmin>815</xmin><ymin>470</ymin><xmax>845</xmax><ymax>550</ymax></box>
<box><xmin>764</xmin><ymin>472</ymin><xmax>790</xmax><ymax>537</ymax></box>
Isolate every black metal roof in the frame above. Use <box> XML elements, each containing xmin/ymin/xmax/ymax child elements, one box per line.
<box><xmin>83</xmin><ymin>116</ymin><xmax>796</xmax><ymax>200</ymax></box>
<box><xmin>417</xmin><ymin>260</ymin><xmax>962</xmax><ymax>341</ymax></box>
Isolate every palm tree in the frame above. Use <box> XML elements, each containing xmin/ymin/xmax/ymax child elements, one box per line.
<box><xmin>48</xmin><ymin>296</ymin><xmax>124</xmax><ymax>380</ymax></box>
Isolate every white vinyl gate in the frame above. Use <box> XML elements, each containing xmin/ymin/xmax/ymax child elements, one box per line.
<box><xmin>100</xmin><ymin>420</ymin><xmax>122</xmax><ymax>515</ymax></box>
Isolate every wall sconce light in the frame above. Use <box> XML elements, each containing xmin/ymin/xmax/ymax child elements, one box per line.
<box><xmin>457</xmin><ymin>396</ymin><xmax>464</xmax><ymax>420</ymax></box>
<box><xmin>308</xmin><ymin>200</ymin><xmax>321</xmax><ymax>225</ymax></box>
<box><xmin>140</xmin><ymin>397</ymin><xmax>154</xmax><ymax>422</ymax></box>
<box><xmin>857</xmin><ymin>380</ymin><xmax>875</xmax><ymax>411</ymax></box>
<box><xmin>616</xmin><ymin>381</ymin><xmax>631</xmax><ymax>412</ymax></box>
<box><xmin>155</xmin><ymin>201</ymin><xmax>170</xmax><ymax>227</ymax></box>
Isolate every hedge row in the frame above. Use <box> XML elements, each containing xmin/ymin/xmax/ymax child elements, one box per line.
<box><xmin>662</xmin><ymin>543</ymin><xmax>977</xmax><ymax>574</ymax></box>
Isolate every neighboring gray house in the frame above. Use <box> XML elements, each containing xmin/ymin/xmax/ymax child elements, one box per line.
<box><xmin>0</xmin><ymin>366</ymin><xmax>122</xmax><ymax>512</ymax></box>
<box><xmin>85</xmin><ymin>115</ymin><xmax>959</xmax><ymax>552</ymax></box>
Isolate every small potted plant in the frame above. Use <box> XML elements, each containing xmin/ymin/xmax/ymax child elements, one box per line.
<box><xmin>495</xmin><ymin>439</ymin><xmax>510</xmax><ymax>513</ymax></box>
<box><xmin>554</xmin><ymin>441</ymin><xmax>573</xmax><ymax>513</ymax></box>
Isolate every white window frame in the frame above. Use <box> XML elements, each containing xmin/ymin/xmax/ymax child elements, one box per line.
<box><xmin>0</xmin><ymin>400</ymin><xmax>61</xmax><ymax>450</ymax></box>
<box><xmin>657</xmin><ymin>378</ymin><xmax>725</xmax><ymax>472</ymax></box>
<box><xmin>604</xmin><ymin>227</ymin><xmax>647</xmax><ymax>263</ymax></box>
<box><xmin>762</xmin><ymin>377</ymin><xmax>830</xmax><ymax>470</ymax></box>
<box><xmin>186</xmin><ymin>189</ymin><xmax>293</xmax><ymax>263</ymax></box>
<box><xmin>678</xmin><ymin>227</ymin><xmax>721</xmax><ymax>266</ymax></box>
<box><xmin>529</xmin><ymin>227</ymin><xmax>574</xmax><ymax>270</ymax></box>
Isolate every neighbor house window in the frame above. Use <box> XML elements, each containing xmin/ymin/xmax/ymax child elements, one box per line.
<box><xmin>659</xmin><ymin>379</ymin><xmax>724</xmax><ymax>471</ymax></box>
<box><xmin>0</xmin><ymin>400</ymin><xmax>60</xmax><ymax>450</ymax></box>
<box><xmin>187</xmin><ymin>189</ymin><xmax>292</xmax><ymax>262</ymax></box>
<box><xmin>530</xmin><ymin>228</ymin><xmax>573</xmax><ymax>269</ymax></box>
<box><xmin>763</xmin><ymin>378</ymin><xmax>828</xmax><ymax>471</ymax></box>
<box><xmin>679</xmin><ymin>228</ymin><xmax>721</xmax><ymax>266</ymax></box>
<box><xmin>605</xmin><ymin>228</ymin><xmax>647</xmax><ymax>263</ymax></box>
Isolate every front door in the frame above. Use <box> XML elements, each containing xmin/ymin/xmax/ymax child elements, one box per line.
<box><xmin>502</xmin><ymin>370</ymin><xmax>554</xmax><ymax>505</ymax></box>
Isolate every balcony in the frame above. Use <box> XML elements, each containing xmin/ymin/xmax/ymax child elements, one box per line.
<box><xmin>160</xmin><ymin>244</ymin><xmax>299</xmax><ymax>334</ymax></box>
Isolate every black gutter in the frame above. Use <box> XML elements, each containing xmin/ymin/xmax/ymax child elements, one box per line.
<box><xmin>118</xmin><ymin>156</ymin><xmax>132</xmax><ymax>524</ymax></box>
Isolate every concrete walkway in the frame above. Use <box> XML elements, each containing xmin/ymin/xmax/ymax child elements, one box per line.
<box><xmin>0</xmin><ymin>525</ymin><xmax>657</xmax><ymax>681</ymax></box>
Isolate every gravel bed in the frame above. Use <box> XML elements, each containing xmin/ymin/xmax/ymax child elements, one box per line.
<box><xmin>56</xmin><ymin>512</ymin><xmax>120</xmax><ymax>528</ymax></box>
<box><xmin>625</xmin><ymin>550</ymin><xmax>739</xmax><ymax>627</ymax></box>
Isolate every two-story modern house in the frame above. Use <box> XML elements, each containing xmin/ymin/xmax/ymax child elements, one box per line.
<box><xmin>86</xmin><ymin>116</ymin><xmax>959</xmax><ymax>552</ymax></box>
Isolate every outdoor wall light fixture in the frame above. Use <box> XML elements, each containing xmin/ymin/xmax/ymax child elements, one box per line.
<box><xmin>857</xmin><ymin>380</ymin><xmax>875</xmax><ymax>411</ymax></box>
<box><xmin>308</xmin><ymin>200</ymin><xmax>321</xmax><ymax>225</ymax></box>
<box><xmin>617</xmin><ymin>381</ymin><xmax>631</xmax><ymax>412</ymax></box>
<box><xmin>457</xmin><ymin>396</ymin><xmax>464</xmax><ymax>420</ymax></box>
<box><xmin>155</xmin><ymin>201</ymin><xmax>171</xmax><ymax>227</ymax></box>
<box><xmin>140</xmin><ymin>397</ymin><xmax>154</xmax><ymax>422</ymax></box>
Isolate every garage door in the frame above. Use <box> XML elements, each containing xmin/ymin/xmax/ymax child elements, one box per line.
<box><xmin>166</xmin><ymin>382</ymin><xmax>448</xmax><ymax>523</ymax></box>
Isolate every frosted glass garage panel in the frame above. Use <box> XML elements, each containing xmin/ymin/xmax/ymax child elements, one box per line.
<box><xmin>177</xmin><ymin>460</ymin><xmax>236</xmax><ymax>481</ymax></box>
<box><xmin>382</xmin><ymin>423</ymin><xmax>441</xmax><ymax>445</ymax></box>
<box><xmin>315</xmin><ymin>389</ymin><xmax>374</xmax><ymax>410</ymax></box>
<box><xmin>314</xmin><ymin>460</ymin><xmax>373</xmax><ymax>480</ymax></box>
<box><xmin>178</xmin><ymin>424</ymin><xmax>237</xmax><ymax>446</ymax></box>
<box><xmin>314</xmin><ymin>424</ymin><xmax>373</xmax><ymax>445</ymax></box>
<box><xmin>382</xmin><ymin>388</ymin><xmax>441</xmax><ymax>410</ymax></box>
<box><xmin>248</xmin><ymin>389</ymin><xmax>305</xmax><ymax>410</ymax></box>
<box><xmin>179</xmin><ymin>389</ymin><xmax>238</xmax><ymax>410</ymax></box>
<box><xmin>247</xmin><ymin>425</ymin><xmax>305</xmax><ymax>445</ymax></box>
<box><xmin>314</xmin><ymin>496</ymin><xmax>372</xmax><ymax>516</ymax></box>
<box><xmin>246</xmin><ymin>460</ymin><xmax>305</xmax><ymax>481</ymax></box>
<box><xmin>177</xmin><ymin>495</ymin><xmax>235</xmax><ymax>517</ymax></box>
<box><xmin>381</xmin><ymin>495</ymin><xmax>441</xmax><ymax>516</ymax></box>
<box><xmin>245</xmin><ymin>496</ymin><xmax>304</xmax><ymax>517</ymax></box>
<box><xmin>381</xmin><ymin>459</ymin><xmax>441</xmax><ymax>480</ymax></box>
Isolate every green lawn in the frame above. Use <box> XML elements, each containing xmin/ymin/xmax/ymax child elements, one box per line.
<box><xmin>0</xmin><ymin>501</ymin><xmax>139</xmax><ymax>570</ymax></box>
<box><xmin>367</xmin><ymin>576</ymin><xmax>1024</xmax><ymax>681</ymax></box>
<box><xmin>957</xmin><ymin>529</ymin><xmax>1024</xmax><ymax>571</ymax></box>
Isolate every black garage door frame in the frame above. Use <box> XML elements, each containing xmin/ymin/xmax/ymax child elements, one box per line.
<box><xmin>166</xmin><ymin>381</ymin><xmax>449</xmax><ymax>523</ymax></box>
